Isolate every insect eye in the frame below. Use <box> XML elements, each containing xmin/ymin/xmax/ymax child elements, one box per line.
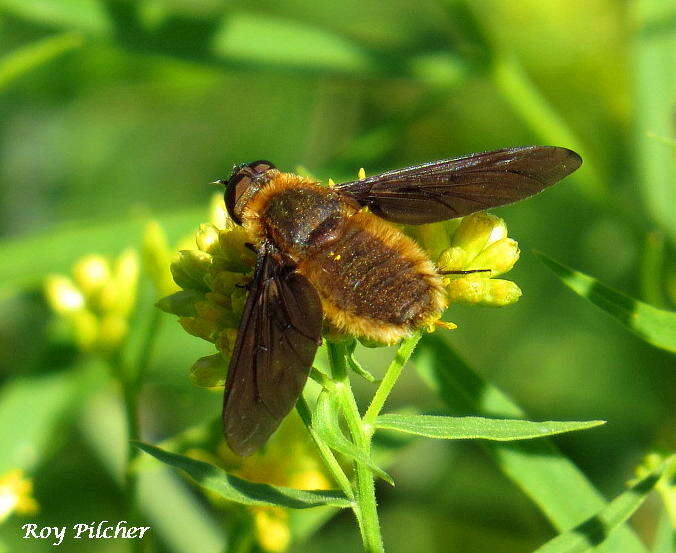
<box><xmin>223</xmin><ymin>161</ymin><xmax>276</xmax><ymax>225</ymax></box>
<box><xmin>224</xmin><ymin>173</ymin><xmax>250</xmax><ymax>225</ymax></box>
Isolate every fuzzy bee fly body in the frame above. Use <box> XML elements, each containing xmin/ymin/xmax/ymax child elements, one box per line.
<box><xmin>219</xmin><ymin>146</ymin><xmax>582</xmax><ymax>456</ymax></box>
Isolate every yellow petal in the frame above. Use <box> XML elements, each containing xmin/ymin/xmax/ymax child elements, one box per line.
<box><xmin>73</xmin><ymin>255</ymin><xmax>111</xmax><ymax>297</ymax></box>
<box><xmin>437</xmin><ymin>246</ymin><xmax>466</xmax><ymax>272</ymax></box>
<box><xmin>143</xmin><ymin>220</ymin><xmax>179</xmax><ymax>297</ymax></box>
<box><xmin>451</xmin><ymin>213</ymin><xmax>506</xmax><ymax>263</ymax></box>
<box><xmin>196</xmin><ymin>224</ymin><xmax>221</xmax><ymax>255</ymax></box>
<box><xmin>45</xmin><ymin>276</ymin><xmax>85</xmax><ymax>313</ymax></box>
<box><xmin>465</xmin><ymin>238</ymin><xmax>520</xmax><ymax>277</ymax></box>
<box><xmin>209</xmin><ymin>193</ymin><xmax>230</xmax><ymax>230</ymax></box>
<box><xmin>447</xmin><ymin>275</ymin><xmax>522</xmax><ymax>306</ymax></box>
<box><xmin>253</xmin><ymin>507</ymin><xmax>290</xmax><ymax>552</ymax></box>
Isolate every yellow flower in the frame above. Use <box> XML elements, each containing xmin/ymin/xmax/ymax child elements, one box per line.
<box><xmin>157</xmin><ymin>194</ymin><xmax>254</xmax><ymax>383</ymax></box>
<box><xmin>142</xmin><ymin>220</ymin><xmax>180</xmax><ymax>298</ymax></box>
<box><xmin>253</xmin><ymin>507</ymin><xmax>291</xmax><ymax>552</ymax></box>
<box><xmin>0</xmin><ymin>470</ymin><xmax>38</xmax><ymax>523</ymax></box>
<box><xmin>186</xmin><ymin>411</ymin><xmax>333</xmax><ymax>552</ymax></box>
<box><xmin>44</xmin><ymin>249</ymin><xmax>139</xmax><ymax>353</ymax></box>
<box><xmin>436</xmin><ymin>212</ymin><xmax>522</xmax><ymax>307</ymax></box>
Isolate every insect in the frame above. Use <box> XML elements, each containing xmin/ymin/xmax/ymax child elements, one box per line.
<box><xmin>218</xmin><ymin>146</ymin><xmax>582</xmax><ymax>455</ymax></box>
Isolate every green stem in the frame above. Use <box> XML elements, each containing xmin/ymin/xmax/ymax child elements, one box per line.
<box><xmin>295</xmin><ymin>395</ymin><xmax>355</xmax><ymax>501</ymax></box>
<box><xmin>114</xmin><ymin>309</ymin><xmax>164</xmax><ymax>553</ymax></box>
<box><xmin>363</xmin><ymin>333</ymin><xmax>422</xmax><ymax>427</ymax></box>
<box><xmin>327</xmin><ymin>341</ymin><xmax>384</xmax><ymax>553</ymax></box>
<box><xmin>109</xmin><ymin>351</ymin><xmax>143</xmax><ymax>553</ymax></box>
<box><xmin>639</xmin><ymin>230</ymin><xmax>666</xmax><ymax>307</ymax></box>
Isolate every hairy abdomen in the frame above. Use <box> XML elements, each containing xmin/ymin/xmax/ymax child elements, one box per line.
<box><xmin>299</xmin><ymin>211</ymin><xmax>447</xmax><ymax>344</ymax></box>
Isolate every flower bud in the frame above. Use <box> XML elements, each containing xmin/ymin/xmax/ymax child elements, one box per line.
<box><xmin>73</xmin><ymin>255</ymin><xmax>110</xmax><ymax>297</ymax></box>
<box><xmin>289</xmin><ymin>469</ymin><xmax>331</xmax><ymax>491</ymax></box>
<box><xmin>98</xmin><ymin>313</ymin><xmax>129</xmax><ymax>351</ymax></box>
<box><xmin>190</xmin><ymin>353</ymin><xmax>229</xmax><ymax>388</ymax></box>
<box><xmin>45</xmin><ymin>276</ymin><xmax>85</xmax><ymax>314</ymax></box>
<box><xmin>229</xmin><ymin>287</ymin><xmax>247</xmax><ymax>320</ymax></box>
<box><xmin>171</xmin><ymin>250</ymin><xmax>212</xmax><ymax>291</ymax></box>
<box><xmin>143</xmin><ymin>220</ymin><xmax>179</xmax><ymax>297</ymax></box>
<box><xmin>447</xmin><ymin>275</ymin><xmax>522</xmax><ymax>306</ymax></box>
<box><xmin>436</xmin><ymin>246</ymin><xmax>466</xmax><ymax>272</ymax></box>
<box><xmin>179</xmin><ymin>316</ymin><xmax>218</xmax><ymax>342</ymax></box>
<box><xmin>218</xmin><ymin>227</ymin><xmax>255</xmax><ymax>272</ymax></box>
<box><xmin>465</xmin><ymin>237</ymin><xmax>520</xmax><ymax>277</ymax></box>
<box><xmin>194</xmin><ymin>300</ymin><xmax>229</xmax><ymax>324</ymax></box>
<box><xmin>215</xmin><ymin>328</ymin><xmax>238</xmax><ymax>356</ymax></box>
<box><xmin>451</xmin><ymin>212</ymin><xmax>507</xmax><ymax>263</ymax></box>
<box><xmin>0</xmin><ymin>469</ymin><xmax>39</xmax><ymax>523</ymax></box>
<box><xmin>110</xmin><ymin>249</ymin><xmax>139</xmax><ymax>316</ymax></box>
<box><xmin>414</xmin><ymin>220</ymin><xmax>458</xmax><ymax>262</ymax></box>
<box><xmin>209</xmin><ymin>193</ymin><xmax>230</xmax><ymax>229</ymax></box>
<box><xmin>156</xmin><ymin>290</ymin><xmax>204</xmax><ymax>317</ymax></box>
<box><xmin>253</xmin><ymin>507</ymin><xmax>290</xmax><ymax>553</ymax></box>
<box><xmin>196</xmin><ymin>224</ymin><xmax>221</xmax><ymax>255</ymax></box>
<box><xmin>69</xmin><ymin>310</ymin><xmax>100</xmax><ymax>351</ymax></box>
<box><xmin>205</xmin><ymin>271</ymin><xmax>246</xmax><ymax>296</ymax></box>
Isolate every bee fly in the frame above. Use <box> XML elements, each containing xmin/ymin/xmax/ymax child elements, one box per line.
<box><xmin>217</xmin><ymin>146</ymin><xmax>581</xmax><ymax>455</ymax></box>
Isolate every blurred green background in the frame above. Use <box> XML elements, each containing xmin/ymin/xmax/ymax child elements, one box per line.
<box><xmin>0</xmin><ymin>0</ymin><xmax>674</xmax><ymax>552</ymax></box>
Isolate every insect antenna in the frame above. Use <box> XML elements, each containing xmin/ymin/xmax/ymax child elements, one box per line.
<box><xmin>439</xmin><ymin>269</ymin><xmax>492</xmax><ymax>275</ymax></box>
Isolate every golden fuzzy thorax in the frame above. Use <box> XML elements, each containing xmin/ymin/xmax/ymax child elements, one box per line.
<box><xmin>240</xmin><ymin>171</ymin><xmax>447</xmax><ymax>344</ymax></box>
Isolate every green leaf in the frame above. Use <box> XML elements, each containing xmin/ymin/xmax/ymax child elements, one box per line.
<box><xmin>312</xmin><ymin>391</ymin><xmax>394</xmax><ymax>485</ymax></box>
<box><xmin>634</xmin><ymin>0</ymin><xmax>676</xmax><ymax>245</ymax></box>
<box><xmin>535</xmin><ymin>251</ymin><xmax>676</xmax><ymax>353</ymax></box>
<box><xmin>0</xmin><ymin>0</ymin><xmax>110</xmax><ymax>33</ymax></box>
<box><xmin>0</xmin><ymin>363</ymin><xmax>103</xmax><ymax>472</ymax></box>
<box><xmin>489</xmin><ymin>53</ymin><xmax>605</xmax><ymax>202</ymax></box>
<box><xmin>640</xmin><ymin>231</ymin><xmax>667</xmax><ymax>308</ymax></box>
<box><xmin>134</xmin><ymin>441</ymin><xmax>353</xmax><ymax>509</ymax></box>
<box><xmin>212</xmin><ymin>13</ymin><xmax>374</xmax><ymax>75</ymax></box>
<box><xmin>375</xmin><ymin>414</ymin><xmax>604</xmax><ymax>441</ymax></box>
<box><xmin>0</xmin><ymin>207</ymin><xmax>201</xmax><ymax>291</ymax></box>
<box><xmin>80</xmin><ymin>395</ymin><xmax>225</xmax><ymax>553</ymax></box>
<box><xmin>0</xmin><ymin>33</ymin><xmax>84</xmax><ymax>92</ymax></box>
<box><xmin>346</xmin><ymin>340</ymin><xmax>377</xmax><ymax>382</ymax></box>
<box><xmin>413</xmin><ymin>334</ymin><xmax>648</xmax><ymax>553</ymax></box>
<box><xmin>533</xmin><ymin>460</ymin><xmax>671</xmax><ymax>553</ymax></box>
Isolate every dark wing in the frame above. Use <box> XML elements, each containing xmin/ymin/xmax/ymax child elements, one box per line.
<box><xmin>223</xmin><ymin>243</ymin><xmax>323</xmax><ymax>456</ymax></box>
<box><xmin>336</xmin><ymin>146</ymin><xmax>582</xmax><ymax>224</ymax></box>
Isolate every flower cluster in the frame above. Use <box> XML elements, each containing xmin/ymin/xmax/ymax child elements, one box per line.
<box><xmin>435</xmin><ymin>212</ymin><xmax>522</xmax><ymax>306</ymax></box>
<box><xmin>156</xmin><ymin>195</ymin><xmax>255</xmax><ymax>387</ymax></box>
<box><xmin>44</xmin><ymin>250</ymin><xmax>139</xmax><ymax>353</ymax></box>
<box><xmin>0</xmin><ymin>469</ymin><xmax>38</xmax><ymax>524</ymax></box>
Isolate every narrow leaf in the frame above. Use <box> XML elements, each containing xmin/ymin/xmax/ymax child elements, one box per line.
<box><xmin>134</xmin><ymin>442</ymin><xmax>352</xmax><ymax>509</ymax></box>
<box><xmin>533</xmin><ymin>461</ymin><xmax>671</xmax><ymax>553</ymax></box>
<box><xmin>535</xmin><ymin>251</ymin><xmax>676</xmax><ymax>353</ymax></box>
<box><xmin>413</xmin><ymin>334</ymin><xmax>648</xmax><ymax>553</ymax></box>
<box><xmin>375</xmin><ymin>414</ymin><xmax>604</xmax><ymax>441</ymax></box>
<box><xmin>0</xmin><ymin>33</ymin><xmax>84</xmax><ymax>92</ymax></box>
<box><xmin>346</xmin><ymin>340</ymin><xmax>377</xmax><ymax>382</ymax></box>
<box><xmin>312</xmin><ymin>391</ymin><xmax>394</xmax><ymax>485</ymax></box>
<box><xmin>634</xmin><ymin>0</ymin><xmax>676</xmax><ymax>245</ymax></box>
<box><xmin>0</xmin><ymin>364</ymin><xmax>102</xmax><ymax>472</ymax></box>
